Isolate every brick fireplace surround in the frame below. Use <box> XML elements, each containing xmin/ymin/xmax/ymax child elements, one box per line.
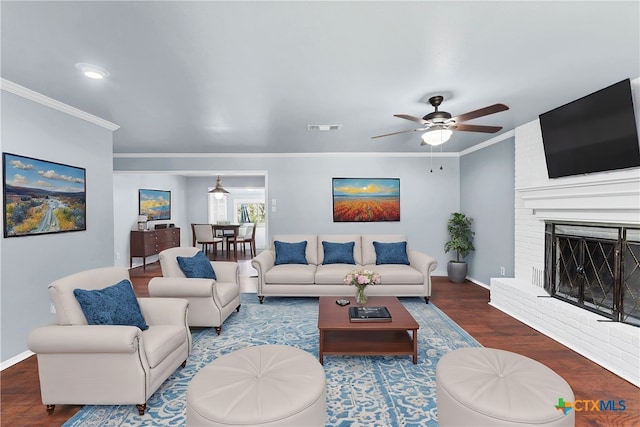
<box><xmin>490</xmin><ymin>116</ymin><xmax>640</xmax><ymax>387</ymax></box>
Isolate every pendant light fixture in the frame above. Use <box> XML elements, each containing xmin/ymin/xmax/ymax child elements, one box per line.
<box><xmin>208</xmin><ymin>176</ymin><xmax>230</xmax><ymax>199</ymax></box>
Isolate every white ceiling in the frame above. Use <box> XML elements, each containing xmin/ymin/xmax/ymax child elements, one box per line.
<box><xmin>2</xmin><ymin>1</ymin><xmax>639</xmax><ymax>154</ymax></box>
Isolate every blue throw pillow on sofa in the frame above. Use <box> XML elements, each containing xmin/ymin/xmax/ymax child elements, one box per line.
<box><xmin>373</xmin><ymin>241</ymin><xmax>410</xmax><ymax>265</ymax></box>
<box><xmin>177</xmin><ymin>251</ymin><xmax>217</xmax><ymax>279</ymax></box>
<box><xmin>73</xmin><ymin>279</ymin><xmax>149</xmax><ymax>330</ymax></box>
<box><xmin>274</xmin><ymin>240</ymin><xmax>308</xmax><ymax>265</ymax></box>
<box><xmin>322</xmin><ymin>241</ymin><xmax>356</xmax><ymax>265</ymax></box>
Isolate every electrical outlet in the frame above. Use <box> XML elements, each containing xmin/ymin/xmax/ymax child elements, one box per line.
<box><xmin>115</xmin><ymin>251</ymin><xmax>121</xmax><ymax>260</ymax></box>
<box><xmin>500</xmin><ymin>266</ymin><xmax>506</xmax><ymax>276</ymax></box>
<box><xmin>50</xmin><ymin>303</ymin><xmax>56</xmax><ymax>314</ymax></box>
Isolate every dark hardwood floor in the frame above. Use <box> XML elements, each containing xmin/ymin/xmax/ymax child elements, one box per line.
<box><xmin>2</xmin><ymin>260</ymin><xmax>638</xmax><ymax>426</ymax></box>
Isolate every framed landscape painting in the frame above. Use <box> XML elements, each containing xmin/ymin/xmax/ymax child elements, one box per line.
<box><xmin>139</xmin><ymin>189</ymin><xmax>171</xmax><ymax>221</ymax></box>
<box><xmin>332</xmin><ymin>178</ymin><xmax>400</xmax><ymax>222</ymax></box>
<box><xmin>3</xmin><ymin>152</ymin><xmax>86</xmax><ymax>237</ymax></box>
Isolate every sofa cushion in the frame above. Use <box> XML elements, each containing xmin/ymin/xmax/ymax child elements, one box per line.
<box><xmin>318</xmin><ymin>234</ymin><xmax>362</xmax><ymax>265</ymax></box>
<box><xmin>373</xmin><ymin>241</ymin><xmax>410</xmax><ymax>265</ymax></box>
<box><xmin>363</xmin><ymin>264</ymin><xmax>424</xmax><ymax>284</ymax></box>
<box><xmin>177</xmin><ymin>251</ymin><xmax>217</xmax><ymax>280</ymax></box>
<box><xmin>73</xmin><ymin>280</ymin><xmax>149</xmax><ymax>330</ymax></box>
<box><xmin>273</xmin><ymin>234</ymin><xmax>318</xmax><ymax>265</ymax></box>
<box><xmin>142</xmin><ymin>324</ymin><xmax>187</xmax><ymax>369</ymax></box>
<box><xmin>274</xmin><ymin>241</ymin><xmax>308</xmax><ymax>265</ymax></box>
<box><xmin>315</xmin><ymin>264</ymin><xmax>363</xmax><ymax>284</ymax></box>
<box><xmin>321</xmin><ymin>241</ymin><xmax>356</xmax><ymax>265</ymax></box>
<box><xmin>265</xmin><ymin>264</ymin><xmax>317</xmax><ymax>284</ymax></box>
<box><xmin>362</xmin><ymin>234</ymin><xmax>407</xmax><ymax>265</ymax></box>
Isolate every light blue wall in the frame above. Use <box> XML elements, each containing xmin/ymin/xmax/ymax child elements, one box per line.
<box><xmin>1</xmin><ymin>92</ymin><xmax>114</xmax><ymax>362</ymax></box>
<box><xmin>114</xmin><ymin>155</ymin><xmax>460</xmax><ymax>273</ymax></box>
<box><xmin>460</xmin><ymin>138</ymin><xmax>515</xmax><ymax>285</ymax></box>
<box><xmin>113</xmin><ymin>173</ymin><xmax>189</xmax><ymax>268</ymax></box>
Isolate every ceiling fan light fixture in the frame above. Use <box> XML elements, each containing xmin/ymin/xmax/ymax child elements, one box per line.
<box><xmin>208</xmin><ymin>176</ymin><xmax>230</xmax><ymax>199</ymax></box>
<box><xmin>421</xmin><ymin>129</ymin><xmax>452</xmax><ymax>146</ymax></box>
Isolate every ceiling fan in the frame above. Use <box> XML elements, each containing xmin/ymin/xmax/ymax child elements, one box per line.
<box><xmin>372</xmin><ymin>96</ymin><xmax>509</xmax><ymax>145</ymax></box>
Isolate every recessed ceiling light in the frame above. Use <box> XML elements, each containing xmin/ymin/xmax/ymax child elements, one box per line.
<box><xmin>75</xmin><ymin>62</ymin><xmax>110</xmax><ymax>79</ymax></box>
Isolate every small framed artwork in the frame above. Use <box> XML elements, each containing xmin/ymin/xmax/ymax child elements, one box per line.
<box><xmin>139</xmin><ymin>189</ymin><xmax>171</xmax><ymax>221</ymax></box>
<box><xmin>3</xmin><ymin>152</ymin><xmax>86</xmax><ymax>237</ymax></box>
<box><xmin>332</xmin><ymin>178</ymin><xmax>400</xmax><ymax>222</ymax></box>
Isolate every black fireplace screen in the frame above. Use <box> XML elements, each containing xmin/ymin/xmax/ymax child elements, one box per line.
<box><xmin>544</xmin><ymin>223</ymin><xmax>640</xmax><ymax>326</ymax></box>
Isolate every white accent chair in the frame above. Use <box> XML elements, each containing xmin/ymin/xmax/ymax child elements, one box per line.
<box><xmin>149</xmin><ymin>247</ymin><xmax>241</xmax><ymax>333</ymax></box>
<box><xmin>27</xmin><ymin>267</ymin><xmax>191</xmax><ymax>416</ymax></box>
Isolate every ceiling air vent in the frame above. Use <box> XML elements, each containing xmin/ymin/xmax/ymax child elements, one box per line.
<box><xmin>307</xmin><ymin>124</ymin><xmax>342</xmax><ymax>131</ymax></box>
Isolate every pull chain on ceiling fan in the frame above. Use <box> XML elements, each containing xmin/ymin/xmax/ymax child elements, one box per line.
<box><xmin>372</xmin><ymin>95</ymin><xmax>509</xmax><ymax>145</ymax></box>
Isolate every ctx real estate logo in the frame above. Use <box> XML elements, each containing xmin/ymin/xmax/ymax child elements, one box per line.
<box><xmin>555</xmin><ymin>397</ymin><xmax>627</xmax><ymax>415</ymax></box>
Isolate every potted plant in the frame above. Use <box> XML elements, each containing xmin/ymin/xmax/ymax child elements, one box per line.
<box><xmin>444</xmin><ymin>212</ymin><xmax>475</xmax><ymax>283</ymax></box>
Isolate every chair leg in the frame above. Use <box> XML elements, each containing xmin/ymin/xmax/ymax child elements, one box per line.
<box><xmin>424</xmin><ymin>296</ymin><xmax>430</xmax><ymax>304</ymax></box>
<box><xmin>136</xmin><ymin>403</ymin><xmax>146</xmax><ymax>416</ymax></box>
<box><xmin>215</xmin><ymin>326</ymin><xmax>221</xmax><ymax>335</ymax></box>
<box><xmin>46</xmin><ymin>404</ymin><xmax>55</xmax><ymax>415</ymax></box>
<box><xmin>236</xmin><ymin>304</ymin><xmax>241</xmax><ymax>312</ymax></box>
<box><xmin>181</xmin><ymin>359</ymin><xmax>187</xmax><ymax>368</ymax></box>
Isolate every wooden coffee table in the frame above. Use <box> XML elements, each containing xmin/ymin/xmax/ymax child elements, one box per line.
<box><xmin>317</xmin><ymin>296</ymin><xmax>419</xmax><ymax>364</ymax></box>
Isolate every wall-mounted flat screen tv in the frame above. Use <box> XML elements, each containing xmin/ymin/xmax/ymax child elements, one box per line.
<box><xmin>539</xmin><ymin>78</ymin><xmax>640</xmax><ymax>179</ymax></box>
<box><xmin>139</xmin><ymin>189</ymin><xmax>171</xmax><ymax>221</ymax></box>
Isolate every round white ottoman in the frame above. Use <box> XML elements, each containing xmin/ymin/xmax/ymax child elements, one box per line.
<box><xmin>186</xmin><ymin>344</ymin><xmax>326</xmax><ymax>426</ymax></box>
<box><xmin>436</xmin><ymin>348</ymin><xmax>575</xmax><ymax>427</ymax></box>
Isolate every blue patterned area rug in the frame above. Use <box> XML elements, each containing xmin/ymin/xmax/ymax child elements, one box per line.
<box><xmin>64</xmin><ymin>294</ymin><xmax>480</xmax><ymax>427</ymax></box>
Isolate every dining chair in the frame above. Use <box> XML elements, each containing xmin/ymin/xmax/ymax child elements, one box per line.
<box><xmin>230</xmin><ymin>223</ymin><xmax>257</xmax><ymax>257</ymax></box>
<box><xmin>191</xmin><ymin>224</ymin><xmax>223</xmax><ymax>256</ymax></box>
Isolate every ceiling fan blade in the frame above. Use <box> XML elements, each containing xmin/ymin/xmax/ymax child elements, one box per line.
<box><xmin>451</xmin><ymin>123</ymin><xmax>503</xmax><ymax>133</ymax></box>
<box><xmin>451</xmin><ymin>104</ymin><xmax>509</xmax><ymax>123</ymax></box>
<box><xmin>371</xmin><ymin>128</ymin><xmax>426</xmax><ymax>139</ymax></box>
<box><xmin>394</xmin><ymin>114</ymin><xmax>429</xmax><ymax>125</ymax></box>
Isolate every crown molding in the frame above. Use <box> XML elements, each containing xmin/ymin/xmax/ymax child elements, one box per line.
<box><xmin>459</xmin><ymin>129</ymin><xmax>515</xmax><ymax>156</ymax></box>
<box><xmin>113</xmin><ymin>151</ymin><xmax>460</xmax><ymax>158</ymax></box>
<box><xmin>1</xmin><ymin>78</ymin><xmax>120</xmax><ymax>131</ymax></box>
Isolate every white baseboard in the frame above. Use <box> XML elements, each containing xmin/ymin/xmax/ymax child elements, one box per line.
<box><xmin>1</xmin><ymin>350</ymin><xmax>34</xmax><ymax>371</ymax></box>
<box><xmin>466</xmin><ymin>276</ymin><xmax>490</xmax><ymax>289</ymax></box>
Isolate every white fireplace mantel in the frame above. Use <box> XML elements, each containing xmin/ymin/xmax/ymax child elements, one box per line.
<box><xmin>517</xmin><ymin>168</ymin><xmax>640</xmax><ymax>224</ymax></box>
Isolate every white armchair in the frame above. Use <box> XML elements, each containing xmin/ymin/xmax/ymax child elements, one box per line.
<box><xmin>148</xmin><ymin>247</ymin><xmax>241</xmax><ymax>333</ymax></box>
<box><xmin>27</xmin><ymin>267</ymin><xmax>191</xmax><ymax>416</ymax></box>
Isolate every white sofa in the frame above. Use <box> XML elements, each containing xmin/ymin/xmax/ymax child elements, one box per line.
<box><xmin>251</xmin><ymin>234</ymin><xmax>437</xmax><ymax>303</ymax></box>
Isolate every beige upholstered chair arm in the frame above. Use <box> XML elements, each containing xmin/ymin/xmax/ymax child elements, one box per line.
<box><xmin>138</xmin><ymin>297</ymin><xmax>189</xmax><ymax>325</ymax></box>
<box><xmin>28</xmin><ymin>324</ymin><xmax>141</xmax><ymax>354</ymax></box>
<box><xmin>408</xmin><ymin>250</ymin><xmax>438</xmax><ymax>278</ymax></box>
<box><xmin>209</xmin><ymin>261</ymin><xmax>239</xmax><ymax>283</ymax></box>
<box><xmin>148</xmin><ymin>278</ymin><xmax>215</xmax><ymax>298</ymax></box>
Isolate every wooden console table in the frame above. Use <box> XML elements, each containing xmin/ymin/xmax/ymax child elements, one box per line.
<box><xmin>130</xmin><ymin>228</ymin><xmax>180</xmax><ymax>269</ymax></box>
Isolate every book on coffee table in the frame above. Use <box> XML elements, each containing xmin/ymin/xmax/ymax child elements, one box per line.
<box><xmin>349</xmin><ymin>306</ymin><xmax>392</xmax><ymax>322</ymax></box>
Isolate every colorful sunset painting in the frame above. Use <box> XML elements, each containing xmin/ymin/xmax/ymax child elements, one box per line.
<box><xmin>139</xmin><ymin>189</ymin><xmax>171</xmax><ymax>220</ymax></box>
<box><xmin>332</xmin><ymin>178</ymin><xmax>400</xmax><ymax>222</ymax></box>
<box><xmin>3</xmin><ymin>152</ymin><xmax>86</xmax><ymax>237</ymax></box>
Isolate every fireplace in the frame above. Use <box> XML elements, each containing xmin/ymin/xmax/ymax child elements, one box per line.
<box><xmin>544</xmin><ymin>223</ymin><xmax>640</xmax><ymax>326</ymax></box>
